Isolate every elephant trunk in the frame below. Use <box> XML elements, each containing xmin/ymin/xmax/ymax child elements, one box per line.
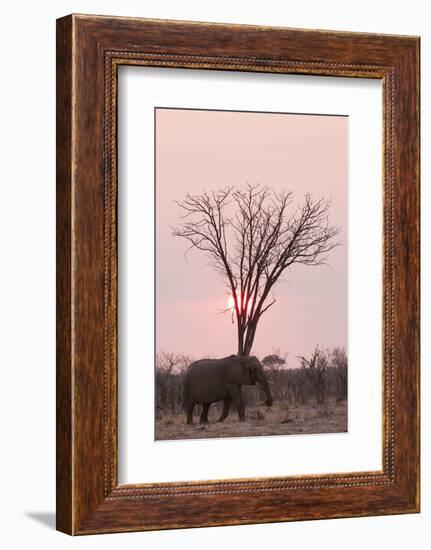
<box><xmin>260</xmin><ymin>377</ymin><xmax>273</xmax><ymax>407</ymax></box>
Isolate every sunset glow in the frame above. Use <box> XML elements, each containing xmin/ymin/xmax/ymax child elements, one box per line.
<box><xmin>227</xmin><ymin>294</ymin><xmax>252</xmax><ymax>314</ymax></box>
<box><xmin>227</xmin><ymin>295</ymin><xmax>235</xmax><ymax>309</ymax></box>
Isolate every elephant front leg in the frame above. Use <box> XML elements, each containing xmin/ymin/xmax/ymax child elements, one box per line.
<box><xmin>237</xmin><ymin>391</ymin><xmax>246</xmax><ymax>422</ymax></box>
<box><xmin>200</xmin><ymin>403</ymin><xmax>210</xmax><ymax>424</ymax></box>
<box><xmin>186</xmin><ymin>403</ymin><xmax>195</xmax><ymax>424</ymax></box>
<box><xmin>227</xmin><ymin>385</ymin><xmax>246</xmax><ymax>421</ymax></box>
<box><xmin>217</xmin><ymin>397</ymin><xmax>232</xmax><ymax>422</ymax></box>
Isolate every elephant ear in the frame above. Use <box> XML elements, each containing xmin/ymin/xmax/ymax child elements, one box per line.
<box><xmin>224</xmin><ymin>356</ymin><xmax>254</xmax><ymax>385</ymax></box>
<box><xmin>248</xmin><ymin>356</ymin><xmax>263</xmax><ymax>384</ymax></box>
<box><xmin>248</xmin><ymin>363</ymin><xmax>258</xmax><ymax>384</ymax></box>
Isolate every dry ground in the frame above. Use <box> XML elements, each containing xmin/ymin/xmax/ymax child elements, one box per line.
<box><xmin>155</xmin><ymin>399</ymin><xmax>347</xmax><ymax>441</ymax></box>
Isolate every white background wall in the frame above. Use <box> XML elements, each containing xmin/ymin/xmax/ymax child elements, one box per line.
<box><xmin>0</xmin><ymin>1</ymin><xmax>428</xmax><ymax>548</ymax></box>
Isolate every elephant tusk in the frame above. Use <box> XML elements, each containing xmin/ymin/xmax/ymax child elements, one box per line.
<box><xmin>267</xmin><ymin>380</ymin><xmax>274</xmax><ymax>385</ymax></box>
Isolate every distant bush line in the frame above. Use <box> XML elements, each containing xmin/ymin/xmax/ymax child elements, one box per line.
<box><xmin>155</xmin><ymin>348</ymin><xmax>347</xmax><ymax>416</ymax></box>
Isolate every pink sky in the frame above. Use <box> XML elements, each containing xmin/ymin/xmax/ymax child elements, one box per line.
<box><xmin>155</xmin><ymin>108</ymin><xmax>347</xmax><ymax>367</ymax></box>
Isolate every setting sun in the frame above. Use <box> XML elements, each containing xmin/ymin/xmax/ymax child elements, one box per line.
<box><xmin>227</xmin><ymin>293</ymin><xmax>252</xmax><ymax>314</ymax></box>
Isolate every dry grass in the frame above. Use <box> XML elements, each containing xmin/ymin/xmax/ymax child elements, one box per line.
<box><xmin>155</xmin><ymin>399</ymin><xmax>347</xmax><ymax>441</ymax></box>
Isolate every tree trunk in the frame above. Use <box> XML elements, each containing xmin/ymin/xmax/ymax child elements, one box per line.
<box><xmin>243</xmin><ymin>342</ymin><xmax>252</xmax><ymax>357</ymax></box>
<box><xmin>243</xmin><ymin>320</ymin><xmax>258</xmax><ymax>356</ymax></box>
<box><xmin>237</xmin><ymin>321</ymin><xmax>245</xmax><ymax>356</ymax></box>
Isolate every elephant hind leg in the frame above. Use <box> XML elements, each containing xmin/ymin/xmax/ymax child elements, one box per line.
<box><xmin>217</xmin><ymin>397</ymin><xmax>232</xmax><ymax>422</ymax></box>
<box><xmin>186</xmin><ymin>403</ymin><xmax>195</xmax><ymax>424</ymax></box>
<box><xmin>200</xmin><ymin>403</ymin><xmax>210</xmax><ymax>424</ymax></box>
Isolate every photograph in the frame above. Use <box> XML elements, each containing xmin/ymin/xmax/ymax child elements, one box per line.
<box><xmin>155</xmin><ymin>107</ymin><xmax>348</xmax><ymax>441</ymax></box>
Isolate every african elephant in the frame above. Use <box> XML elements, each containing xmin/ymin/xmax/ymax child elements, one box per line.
<box><xmin>184</xmin><ymin>355</ymin><xmax>273</xmax><ymax>424</ymax></box>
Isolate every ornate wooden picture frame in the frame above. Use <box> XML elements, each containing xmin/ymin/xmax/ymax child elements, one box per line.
<box><xmin>56</xmin><ymin>14</ymin><xmax>420</xmax><ymax>535</ymax></box>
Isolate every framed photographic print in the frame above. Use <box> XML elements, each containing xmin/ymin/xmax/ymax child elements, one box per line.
<box><xmin>56</xmin><ymin>14</ymin><xmax>420</xmax><ymax>534</ymax></box>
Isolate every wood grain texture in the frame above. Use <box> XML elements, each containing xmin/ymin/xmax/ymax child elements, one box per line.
<box><xmin>56</xmin><ymin>15</ymin><xmax>73</xmax><ymax>535</ymax></box>
<box><xmin>56</xmin><ymin>14</ymin><xmax>420</xmax><ymax>535</ymax></box>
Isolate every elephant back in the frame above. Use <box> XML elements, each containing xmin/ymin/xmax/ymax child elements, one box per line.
<box><xmin>184</xmin><ymin>358</ymin><xmax>231</xmax><ymax>403</ymax></box>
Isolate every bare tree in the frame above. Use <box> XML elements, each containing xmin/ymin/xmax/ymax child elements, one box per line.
<box><xmin>330</xmin><ymin>346</ymin><xmax>348</xmax><ymax>401</ymax></box>
<box><xmin>262</xmin><ymin>351</ymin><xmax>290</xmax><ymax>401</ymax></box>
<box><xmin>155</xmin><ymin>352</ymin><xmax>189</xmax><ymax>414</ymax></box>
<box><xmin>173</xmin><ymin>183</ymin><xmax>339</xmax><ymax>356</ymax></box>
<box><xmin>298</xmin><ymin>346</ymin><xmax>328</xmax><ymax>404</ymax></box>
